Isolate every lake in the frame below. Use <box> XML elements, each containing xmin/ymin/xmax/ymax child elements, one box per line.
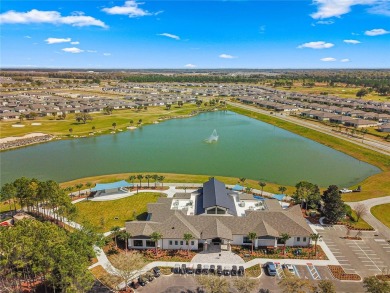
<box><xmin>0</xmin><ymin>111</ymin><xmax>380</xmax><ymax>186</ymax></box>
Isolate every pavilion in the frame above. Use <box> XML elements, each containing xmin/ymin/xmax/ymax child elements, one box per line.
<box><xmin>91</xmin><ymin>180</ymin><xmax>133</xmax><ymax>197</ymax></box>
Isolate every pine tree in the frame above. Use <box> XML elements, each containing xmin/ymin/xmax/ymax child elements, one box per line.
<box><xmin>323</xmin><ymin>185</ymin><xmax>345</xmax><ymax>224</ymax></box>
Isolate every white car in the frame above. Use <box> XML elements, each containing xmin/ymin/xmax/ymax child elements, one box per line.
<box><xmin>283</xmin><ymin>264</ymin><xmax>295</xmax><ymax>275</ymax></box>
<box><xmin>340</xmin><ymin>188</ymin><xmax>353</xmax><ymax>193</ymax></box>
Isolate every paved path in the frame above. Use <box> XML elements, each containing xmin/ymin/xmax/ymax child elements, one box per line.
<box><xmin>346</xmin><ymin>196</ymin><xmax>390</xmax><ymax>240</ymax></box>
<box><xmin>229</xmin><ymin>102</ymin><xmax>390</xmax><ymax>156</ymax></box>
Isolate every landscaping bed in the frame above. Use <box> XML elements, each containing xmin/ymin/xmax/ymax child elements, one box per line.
<box><xmin>90</xmin><ymin>265</ymin><xmax>123</xmax><ymax>291</ymax></box>
<box><xmin>245</xmin><ymin>264</ymin><xmax>262</xmax><ymax>278</ymax></box>
<box><xmin>232</xmin><ymin>245</ymin><xmax>328</xmax><ymax>261</ymax></box>
<box><xmin>139</xmin><ymin>249</ymin><xmax>197</xmax><ymax>262</ymax></box>
<box><xmin>376</xmin><ymin>274</ymin><xmax>390</xmax><ymax>281</ymax></box>
<box><xmin>328</xmin><ymin>265</ymin><xmax>361</xmax><ymax>281</ymax></box>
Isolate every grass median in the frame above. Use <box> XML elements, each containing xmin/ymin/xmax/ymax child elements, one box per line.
<box><xmin>371</xmin><ymin>204</ymin><xmax>390</xmax><ymax>228</ymax></box>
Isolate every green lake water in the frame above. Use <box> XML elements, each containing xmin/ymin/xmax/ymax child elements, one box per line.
<box><xmin>0</xmin><ymin>111</ymin><xmax>380</xmax><ymax>186</ymax></box>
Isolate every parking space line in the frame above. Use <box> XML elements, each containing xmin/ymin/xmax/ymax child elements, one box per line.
<box><xmin>293</xmin><ymin>265</ymin><xmax>300</xmax><ymax>278</ymax></box>
<box><xmin>306</xmin><ymin>263</ymin><xmax>321</xmax><ymax>280</ymax></box>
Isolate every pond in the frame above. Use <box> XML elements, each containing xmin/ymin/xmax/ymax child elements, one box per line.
<box><xmin>0</xmin><ymin>111</ymin><xmax>380</xmax><ymax>186</ymax></box>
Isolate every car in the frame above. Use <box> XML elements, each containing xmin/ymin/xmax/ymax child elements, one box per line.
<box><xmin>223</xmin><ymin>266</ymin><xmax>231</xmax><ymax>276</ymax></box>
<box><xmin>340</xmin><ymin>188</ymin><xmax>353</xmax><ymax>193</ymax></box>
<box><xmin>264</xmin><ymin>262</ymin><xmax>277</xmax><ymax>276</ymax></box>
<box><xmin>231</xmin><ymin>265</ymin><xmax>238</xmax><ymax>276</ymax></box>
<box><xmin>238</xmin><ymin>266</ymin><xmax>245</xmax><ymax>276</ymax></box>
<box><xmin>209</xmin><ymin>265</ymin><xmax>216</xmax><ymax>274</ymax></box>
<box><xmin>152</xmin><ymin>266</ymin><xmax>161</xmax><ymax>277</ymax></box>
<box><xmin>173</xmin><ymin>264</ymin><xmax>181</xmax><ymax>274</ymax></box>
<box><xmin>186</xmin><ymin>264</ymin><xmax>194</xmax><ymax>274</ymax></box>
<box><xmin>181</xmin><ymin>264</ymin><xmax>187</xmax><ymax>274</ymax></box>
<box><xmin>217</xmin><ymin>265</ymin><xmax>223</xmax><ymax>276</ymax></box>
<box><xmin>283</xmin><ymin>264</ymin><xmax>295</xmax><ymax>275</ymax></box>
<box><xmin>202</xmin><ymin>264</ymin><xmax>210</xmax><ymax>275</ymax></box>
<box><xmin>129</xmin><ymin>280</ymin><xmax>140</xmax><ymax>289</ymax></box>
<box><xmin>138</xmin><ymin>276</ymin><xmax>147</xmax><ymax>286</ymax></box>
<box><xmin>145</xmin><ymin>272</ymin><xmax>154</xmax><ymax>282</ymax></box>
<box><xmin>196</xmin><ymin>264</ymin><xmax>202</xmax><ymax>275</ymax></box>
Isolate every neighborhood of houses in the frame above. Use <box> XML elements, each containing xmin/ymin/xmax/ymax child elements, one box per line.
<box><xmin>1</xmin><ymin>80</ymin><xmax>390</xmax><ymax>132</ymax></box>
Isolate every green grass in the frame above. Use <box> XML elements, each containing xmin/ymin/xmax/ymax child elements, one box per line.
<box><xmin>371</xmin><ymin>204</ymin><xmax>390</xmax><ymax>228</ymax></box>
<box><xmin>0</xmin><ymin>200</ymin><xmax>19</xmax><ymax>213</ymax></box>
<box><xmin>74</xmin><ymin>192</ymin><xmax>163</xmax><ymax>232</ymax></box>
<box><xmin>342</xmin><ymin>209</ymin><xmax>373</xmax><ymax>230</ymax></box>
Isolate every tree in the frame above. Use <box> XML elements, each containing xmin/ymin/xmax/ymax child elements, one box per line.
<box><xmin>248</xmin><ymin>232</ymin><xmax>257</xmax><ymax>254</ymax></box>
<box><xmin>110</xmin><ymin>252</ymin><xmax>145</xmax><ymax>291</ymax></box>
<box><xmin>233</xmin><ymin>277</ymin><xmax>258</xmax><ymax>293</ymax></box>
<box><xmin>19</xmin><ymin>113</ymin><xmax>25</xmax><ymax>123</ymax></box>
<box><xmin>112</xmin><ymin>122</ymin><xmax>117</xmax><ymax>130</ymax></box>
<box><xmin>136</xmin><ymin>174</ymin><xmax>144</xmax><ymax>187</ymax></box>
<box><xmin>258</xmin><ymin>181</ymin><xmax>266</xmax><ymax>196</ymax></box>
<box><xmin>292</xmin><ymin>181</ymin><xmax>321</xmax><ymax>210</ymax></box>
<box><xmin>111</xmin><ymin>226</ymin><xmax>121</xmax><ymax>248</ymax></box>
<box><xmin>75</xmin><ymin>112</ymin><xmax>93</xmax><ymax>124</ymax></box>
<box><xmin>152</xmin><ymin>174</ymin><xmax>159</xmax><ymax>188</ymax></box>
<box><xmin>279</xmin><ymin>233</ymin><xmax>290</xmax><ymax>255</ymax></box>
<box><xmin>354</xmin><ymin>203</ymin><xmax>367</xmax><ymax>221</ymax></box>
<box><xmin>145</xmin><ymin>174</ymin><xmax>151</xmax><ymax>188</ymax></box>
<box><xmin>178</xmin><ymin>101</ymin><xmax>184</xmax><ymax>107</ymax></box>
<box><xmin>278</xmin><ymin>186</ymin><xmax>287</xmax><ymax>194</ymax></box>
<box><xmin>317</xmin><ymin>280</ymin><xmax>336</xmax><ymax>293</ymax></box>
<box><xmin>92</xmin><ymin>125</ymin><xmax>96</xmax><ymax>132</ymax></box>
<box><xmin>29</xmin><ymin>112</ymin><xmax>38</xmax><ymax>120</ymax></box>
<box><xmin>245</xmin><ymin>186</ymin><xmax>252</xmax><ymax>193</ymax></box>
<box><xmin>166</xmin><ymin>104</ymin><xmax>172</xmax><ymax>110</ymax></box>
<box><xmin>0</xmin><ymin>183</ymin><xmax>17</xmax><ymax>212</ymax></box>
<box><xmin>323</xmin><ymin>185</ymin><xmax>345</xmax><ymax>224</ymax></box>
<box><xmin>138</xmin><ymin>119</ymin><xmax>142</xmax><ymax>125</ymax></box>
<box><xmin>356</xmin><ymin>88</ymin><xmax>368</xmax><ymax>97</ymax></box>
<box><xmin>158</xmin><ymin>175</ymin><xmax>165</xmax><ymax>188</ymax></box>
<box><xmin>363</xmin><ymin>276</ymin><xmax>390</xmax><ymax>293</ymax></box>
<box><xmin>128</xmin><ymin>175</ymin><xmax>136</xmax><ymax>184</ymax></box>
<box><xmin>103</xmin><ymin>106</ymin><xmax>114</xmax><ymax>115</ymax></box>
<box><xmin>69</xmin><ymin>128</ymin><xmax>73</xmax><ymax>135</ymax></box>
<box><xmin>183</xmin><ymin>233</ymin><xmax>194</xmax><ymax>255</ymax></box>
<box><xmin>150</xmin><ymin>232</ymin><xmax>162</xmax><ymax>255</ymax></box>
<box><xmin>239</xmin><ymin>177</ymin><xmax>246</xmax><ymax>185</ymax></box>
<box><xmin>75</xmin><ymin>183</ymin><xmax>84</xmax><ymax>196</ymax></box>
<box><xmin>118</xmin><ymin>231</ymin><xmax>131</xmax><ymax>253</ymax></box>
<box><xmin>196</xmin><ymin>275</ymin><xmax>230</xmax><ymax>293</ymax></box>
<box><xmin>310</xmin><ymin>233</ymin><xmax>322</xmax><ymax>256</ymax></box>
<box><xmin>129</xmin><ymin>119</ymin><xmax>134</xmax><ymax>125</ymax></box>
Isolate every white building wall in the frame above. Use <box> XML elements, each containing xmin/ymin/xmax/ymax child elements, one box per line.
<box><xmin>257</xmin><ymin>238</ymin><xmax>277</xmax><ymax>247</ymax></box>
<box><xmin>232</xmin><ymin>235</ymin><xmax>245</xmax><ymax>246</ymax></box>
<box><xmin>284</xmin><ymin>236</ymin><xmax>310</xmax><ymax>247</ymax></box>
<box><xmin>161</xmin><ymin>239</ymin><xmax>198</xmax><ymax>250</ymax></box>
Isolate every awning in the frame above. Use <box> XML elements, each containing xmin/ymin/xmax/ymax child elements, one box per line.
<box><xmin>91</xmin><ymin>180</ymin><xmax>133</xmax><ymax>192</ymax></box>
<box><xmin>272</xmin><ymin>194</ymin><xmax>285</xmax><ymax>201</ymax></box>
<box><xmin>253</xmin><ymin>195</ymin><xmax>265</xmax><ymax>200</ymax></box>
<box><xmin>232</xmin><ymin>184</ymin><xmax>244</xmax><ymax>191</ymax></box>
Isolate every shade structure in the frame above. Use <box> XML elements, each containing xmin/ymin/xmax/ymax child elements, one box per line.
<box><xmin>272</xmin><ymin>194</ymin><xmax>285</xmax><ymax>201</ymax></box>
<box><xmin>232</xmin><ymin>184</ymin><xmax>244</xmax><ymax>191</ymax></box>
<box><xmin>91</xmin><ymin>180</ymin><xmax>133</xmax><ymax>192</ymax></box>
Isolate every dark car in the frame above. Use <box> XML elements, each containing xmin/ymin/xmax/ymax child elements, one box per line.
<box><xmin>138</xmin><ymin>276</ymin><xmax>147</xmax><ymax>286</ymax></box>
<box><xmin>264</xmin><ymin>262</ymin><xmax>277</xmax><ymax>276</ymax></box>
<box><xmin>173</xmin><ymin>264</ymin><xmax>181</xmax><ymax>274</ymax></box>
<box><xmin>231</xmin><ymin>265</ymin><xmax>238</xmax><ymax>276</ymax></box>
<box><xmin>145</xmin><ymin>272</ymin><xmax>154</xmax><ymax>282</ymax></box>
<box><xmin>223</xmin><ymin>266</ymin><xmax>231</xmax><ymax>276</ymax></box>
<box><xmin>130</xmin><ymin>280</ymin><xmax>140</xmax><ymax>289</ymax></box>
<box><xmin>186</xmin><ymin>264</ymin><xmax>194</xmax><ymax>274</ymax></box>
<box><xmin>152</xmin><ymin>266</ymin><xmax>161</xmax><ymax>277</ymax></box>
<box><xmin>196</xmin><ymin>264</ymin><xmax>202</xmax><ymax>275</ymax></box>
<box><xmin>210</xmin><ymin>265</ymin><xmax>216</xmax><ymax>274</ymax></box>
<box><xmin>202</xmin><ymin>264</ymin><xmax>209</xmax><ymax>275</ymax></box>
<box><xmin>217</xmin><ymin>265</ymin><xmax>223</xmax><ymax>276</ymax></box>
<box><xmin>238</xmin><ymin>266</ymin><xmax>245</xmax><ymax>276</ymax></box>
<box><xmin>181</xmin><ymin>264</ymin><xmax>187</xmax><ymax>274</ymax></box>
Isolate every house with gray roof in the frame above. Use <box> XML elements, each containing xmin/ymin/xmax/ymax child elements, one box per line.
<box><xmin>125</xmin><ymin>178</ymin><xmax>312</xmax><ymax>252</ymax></box>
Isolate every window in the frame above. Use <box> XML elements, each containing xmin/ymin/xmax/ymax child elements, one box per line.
<box><xmin>206</xmin><ymin>208</ymin><xmax>215</xmax><ymax>214</ymax></box>
<box><xmin>133</xmin><ymin>240</ymin><xmax>143</xmax><ymax>247</ymax></box>
<box><xmin>175</xmin><ymin>241</ymin><xmax>178</xmax><ymax>245</ymax></box>
<box><xmin>303</xmin><ymin>237</ymin><xmax>307</xmax><ymax>242</ymax></box>
<box><xmin>243</xmin><ymin>236</ymin><xmax>252</xmax><ymax>244</ymax></box>
<box><xmin>145</xmin><ymin>240</ymin><xmax>155</xmax><ymax>247</ymax></box>
<box><xmin>216</xmin><ymin>207</ymin><xmax>226</xmax><ymax>214</ymax></box>
<box><xmin>169</xmin><ymin>240</ymin><xmax>173</xmax><ymax>245</ymax></box>
<box><xmin>180</xmin><ymin>241</ymin><xmax>184</xmax><ymax>245</ymax></box>
<box><xmin>191</xmin><ymin>241</ymin><xmax>195</xmax><ymax>245</ymax></box>
<box><xmin>297</xmin><ymin>237</ymin><xmax>301</xmax><ymax>242</ymax></box>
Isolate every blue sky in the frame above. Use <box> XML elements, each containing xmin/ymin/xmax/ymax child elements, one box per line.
<box><xmin>1</xmin><ymin>0</ymin><xmax>389</xmax><ymax>68</ymax></box>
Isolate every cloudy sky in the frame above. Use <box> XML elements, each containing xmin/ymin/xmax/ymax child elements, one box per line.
<box><xmin>1</xmin><ymin>0</ymin><xmax>389</xmax><ymax>68</ymax></box>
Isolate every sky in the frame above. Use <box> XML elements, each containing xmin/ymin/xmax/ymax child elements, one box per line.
<box><xmin>0</xmin><ymin>0</ymin><xmax>389</xmax><ymax>69</ymax></box>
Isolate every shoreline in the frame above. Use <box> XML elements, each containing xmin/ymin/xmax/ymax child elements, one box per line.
<box><xmin>0</xmin><ymin>133</ymin><xmax>54</xmax><ymax>151</ymax></box>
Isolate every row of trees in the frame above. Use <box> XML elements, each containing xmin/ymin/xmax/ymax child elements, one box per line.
<box><xmin>128</xmin><ymin>174</ymin><xmax>166</xmax><ymax>188</ymax></box>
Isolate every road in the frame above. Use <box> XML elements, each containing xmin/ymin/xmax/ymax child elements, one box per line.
<box><xmin>347</xmin><ymin>196</ymin><xmax>390</xmax><ymax>240</ymax></box>
<box><xmin>228</xmin><ymin>102</ymin><xmax>390</xmax><ymax>156</ymax></box>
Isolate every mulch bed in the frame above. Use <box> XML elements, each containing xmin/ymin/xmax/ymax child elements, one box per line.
<box><xmin>328</xmin><ymin>265</ymin><xmax>361</xmax><ymax>281</ymax></box>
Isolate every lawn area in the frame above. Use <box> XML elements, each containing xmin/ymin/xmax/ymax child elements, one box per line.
<box><xmin>75</xmin><ymin>192</ymin><xmax>163</xmax><ymax>232</ymax></box>
<box><xmin>341</xmin><ymin>209</ymin><xmax>373</xmax><ymax>230</ymax></box>
<box><xmin>371</xmin><ymin>204</ymin><xmax>390</xmax><ymax>228</ymax></box>
<box><xmin>89</xmin><ymin>265</ymin><xmax>122</xmax><ymax>290</ymax></box>
<box><xmin>0</xmin><ymin>200</ymin><xmax>19</xmax><ymax>213</ymax></box>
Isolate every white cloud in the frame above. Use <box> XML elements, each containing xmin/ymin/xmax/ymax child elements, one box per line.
<box><xmin>343</xmin><ymin>39</ymin><xmax>361</xmax><ymax>44</ymax></box>
<box><xmin>0</xmin><ymin>9</ymin><xmax>107</xmax><ymax>28</ymax></box>
<box><xmin>341</xmin><ymin>58</ymin><xmax>351</xmax><ymax>62</ymax></box>
<box><xmin>103</xmin><ymin>53</ymin><xmax>111</xmax><ymax>56</ymax></box>
<box><xmin>70</xmin><ymin>41</ymin><xmax>79</xmax><ymax>45</ymax></box>
<box><xmin>62</xmin><ymin>47</ymin><xmax>84</xmax><ymax>54</ymax></box>
<box><xmin>365</xmin><ymin>28</ymin><xmax>390</xmax><ymax>36</ymax></box>
<box><xmin>311</xmin><ymin>0</ymin><xmax>376</xmax><ymax>19</ymax></box>
<box><xmin>86</xmin><ymin>50</ymin><xmax>97</xmax><ymax>53</ymax></box>
<box><xmin>316</xmin><ymin>20</ymin><xmax>335</xmax><ymax>25</ymax></box>
<box><xmin>321</xmin><ymin>57</ymin><xmax>337</xmax><ymax>61</ymax></box>
<box><xmin>219</xmin><ymin>54</ymin><xmax>236</xmax><ymax>59</ymax></box>
<box><xmin>298</xmin><ymin>41</ymin><xmax>334</xmax><ymax>49</ymax></box>
<box><xmin>367</xmin><ymin>2</ymin><xmax>390</xmax><ymax>16</ymax></box>
<box><xmin>24</xmin><ymin>35</ymin><xmax>31</xmax><ymax>38</ymax></box>
<box><xmin>102</xmin><ymin>1</ymin><xmax>153</xmax><ymax>17</ymax></box>
<box><xmin>185</xmin><ymin>64</ymin><xmax>196</xmax><ymax>68</ymax></box>
<box><xmin>158</xmin><ymin>33</ymin><xmax>180</xmax><ymax>40</ymax></box>
<box><xmin>45</xmin><ymin>37</ymin><xmax>71</xmax><ymax>44</ymax></box>
<box><xmin>259</xmin><ymin>25</ymin><xmax>266</xmax><ymax>33</ymax></box>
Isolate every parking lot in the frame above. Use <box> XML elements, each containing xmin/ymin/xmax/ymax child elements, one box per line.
<box><xmin>273</xmin><ymin>263</ymin><xmax>334</xmax><ymax>281</ymax></box>
<box><xmin>319</xmin><ymin>225</ymin><xmax>390</xmax><ymax>277</ymax></box>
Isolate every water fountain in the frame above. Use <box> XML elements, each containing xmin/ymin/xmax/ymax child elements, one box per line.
<box><xmin>205</xmin><ymin>129</ymin><xmax>219</xmax><ymax>143</ymax></box>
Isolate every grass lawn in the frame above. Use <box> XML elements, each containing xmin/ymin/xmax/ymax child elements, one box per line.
<box><xmin>0</xmin><ymin>200</ymin><xmax>19</xmax><ymax>213</ymax></box>
<box><xmin>89</xmin><ymin>265</ymin><xmax>122</xmax><ymax>290</ymax></box>
<box><xmin>371</xmin><ymin>204</ymin><xmax>390</xmax><ymax>228</ymax></box>
<box><xmin>75</xmin><ymin>192</ymin><xmax>163</xmax><ymax>232</ymax></box>
<box><xmin>341</xmin><ymin>210</ymin><xmax>373</xmax><ymax>230</ymax></box>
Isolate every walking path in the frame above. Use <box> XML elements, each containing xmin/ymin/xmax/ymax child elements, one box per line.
<box><xmin>346</xmin><ymin>196</ymin><xmax>390</xmax><ymax>240</ymax></box>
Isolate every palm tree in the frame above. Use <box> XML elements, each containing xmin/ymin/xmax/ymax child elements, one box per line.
<box><xmin>158</xmin><ymin>176</ymin><xmax>165</xmax><ymax>188</ymax></box>
<box><xmin>248</xmin><ymin>232</ymin><xmax>257</xmax><ymax>255</ymax></box>
<box><xmin>92</xmin><ymin>126</ymin><xmax>96</xmax><ymax>132</ymax></box>
<box><xmin>111</xmin><ymin>226</ymin><xmax>121</xmax><ymax>248</ymax></box>
<box><xmin>183</xmin><ymin>233</ymin><xmax>194</xmax><ymax>256</ymax></box>
<box><xmin>279</xmin><ymin>233</ymin><xmax>291</xmax><ymax>255</ymax></box>
<box><xmin>239</xmin><ymin>178</ymin><xmax>246</xmax><ymax>185</ymax></box>
<box><xmin>150</xmin><ymin>232</ymin><xmax>163</xmax><ymax>256</ymax></box>
<box><xmin>112</xmin><ymin>122</ymin><xmax>117</xmax><ymax>130</ymax></box>
<box><xmin>152</xmin><ymin>174</ymin><xmax>159</xmax><ymax>188</ymax></box>
<box><xmin>278</xmin><ymin>186</ymin><xmax>287</xmax><ymax>195</ymax></box>
<box><xmin>118</xmin><ymin>231</ymin><xmax>131</xmax><ymax>253</ymax></box>
<box><xmin>259</xmin><ymin>182</ymin><xmax>266</xmax><ymax>196</ymax></box>
<box><xmin>310</xmin><ymin>233</ymin><xmax>322</xmax><ymax>256</ymax></box>
<box><xmin>145</xmin><ymin>175</ymin><xmax>151</xmax><ymax>188</ymax></box>
<box><xmin>129</xmin><ymin>175</ymin><xmax>136</xmax><ymax>184</ymax></box>
<box><xmin>129</xmin><ymin>119</ymin><xmax>134</xmax><ymax>126</ymax></box>
<box><xmin>136</xmin><ymin>174</ymin><xmax>144</xmax><ymax>187</ymax></box>
<box><xmin>85</xmin><ymin>182</ymin><xmax>92</xmax><ymax>200</ymax></box>
<box><xmin>245</xmin><ymin>186</ymin><xmax>252</xmax><ymax>193</ymax></box>
<box><xmin>75</xmin><ymin>183</ymin><xmax>83</xmax><ymax>196</ymax></box>
<box><xmin>138</xmin><ymin>119</ymin><xmax>142</xmax><ymax>125</ymax></box>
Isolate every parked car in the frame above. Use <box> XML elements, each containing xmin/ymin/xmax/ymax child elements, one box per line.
<box><xmin>181</xmin><ymin>264</ymin><xmax>187</xmax><ymax>274</ymax></box>
<box><xmin>186</xmin><ymin>264</ymin><xmax>194</xmax><ymax>274</ymax></box>
<box><xmin>145</xmin><ymin>272</ymin><xmax>155</xmax><ymax>282</ymax></box>
<box><xmin>231</xmin><ymin>265</ymin><xmax>238</xmax><ymax>276</ymax></box>
<box><xmin>223</xmin><ymin>266</ymin><xmax>231</xmax><ymax>276</ymax></box>
<box><xmin>202</xmin><ymin>264</ymin><xmax>210</xmax><ymax>275</ymax></box>
<box><xmin>353</xmin><ymin>186</ymin><xmax>362</xmax><ymax>192</ymax></box>
<box><xmin>264</xmin><ymin>262</ymin><xmax>277</xmax><ymax>276</ymax></box>
<box><xmin>217</xmin><ymin>265</ymin><xmax>223</xmax><ymax>276</ymax></box>
<box><xmin>152</xmin><ymin>266</ymin><xmax>161</xmax><ymax>277</ymax></box>
<box><xmin>174</xmin><ymin>264</ymin><xmax>181</xmax><ymax>274</ymax></box>
<box><xmin>210</xmin><ymin>265</ymin><xmax>216</xmax><ymax>274</ymax></box>
<box><xmin>283</xmin><ymin>264</ymin><xmax>295</xmax><ymax>275</ymax></box>
<box><xmin>138</xmin><ymin>275</ymin><xmax>147</xmax><ymax>286</ymax></box>
<box><xmin>129</xmin><ymin>280</ymin><xmax>140</xmax><ymax>289</ymax></box>
<box><xmin>238</xmin><ymin>266</ymin><xmax>245</xmax><ymax>276</ymax></box>
<box><xmin>340</xmin><ymin>188</ymin><xmax>353</xmax><ymax>193</ymax></box>
<box><xmin>196</xmin><ymin>264</ymin><xmax>202</xmax><ymax>275</ymax></box>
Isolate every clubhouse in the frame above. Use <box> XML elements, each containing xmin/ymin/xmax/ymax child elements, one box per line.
<box><xmin>125</xmin><ymin>178</ymin><xmax>313</xmax><ymax>251</ymax></box>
